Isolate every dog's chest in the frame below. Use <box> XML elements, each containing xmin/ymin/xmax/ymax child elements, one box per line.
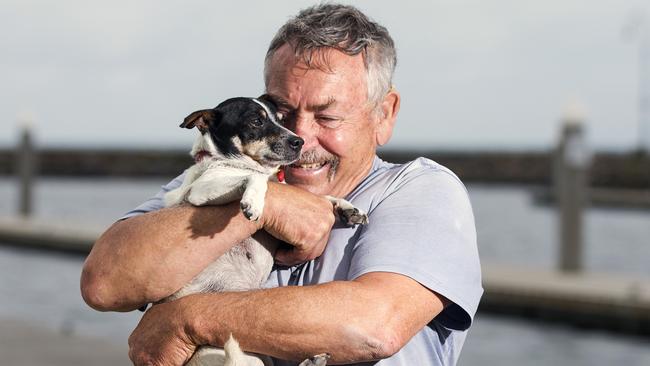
<box><xmin>204</xmin><ymin>159</ymin><xmax>271</xmax><ymax>178</ymax></box>
<box><xmin>170</xmin><ymin>236</ymin><xmax>277</xmax><ymax>300</ymax></box>
<box><xmin>162</xmin><ymin>156</ymin><xmax>279</xmax><ymax>303</ymax></box>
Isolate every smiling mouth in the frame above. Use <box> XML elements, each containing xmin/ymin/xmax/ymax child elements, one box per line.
<box><xmin>287</xmin><ymin>151</ymin><xmax>340</xmax><ymax>181</ymax></box>
<box><xmin>290</xmin><ymin>161</ymin><xmax>328</xmax><ymax>170</ymax></box>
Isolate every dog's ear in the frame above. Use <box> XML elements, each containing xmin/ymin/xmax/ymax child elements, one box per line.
<box><xmin>257</xmin><ymin>94</ymin><xmax>276</xmax><ymax>106</ymax></box>
<box><xmin>180</xmin><ymin>109</ymin><xmax>217</xmax><ymax>133</ymax></box>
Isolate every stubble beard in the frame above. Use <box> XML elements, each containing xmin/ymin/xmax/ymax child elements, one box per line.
<box><xmin>295</xmin><ymin>149</ymin><xmax>340</xmax><ymax>182</ymax></box>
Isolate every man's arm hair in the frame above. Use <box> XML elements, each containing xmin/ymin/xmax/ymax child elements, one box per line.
<box><xmin>130</xmin><ymin>272</ymin><xmax>448</xmax><ymax>364</ymax></box>
<box><xmin>80</xmin><ymin>202</ymin><xmax>260</xmax><ymax>311</ymax></box>
<box><xmin>80</xmin><ymin>182</ymin><xmax>334</xmax><ymax>312</ymax></box>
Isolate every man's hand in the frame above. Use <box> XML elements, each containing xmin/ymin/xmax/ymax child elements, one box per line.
<box><xmin>262</xmin><ymin>182</ymin><xmax>336</xmax><ymax>266</ymax></box>
<box><xmin>128</xmin><ymin>301</ymin><xmax>197</xmax><ymax>366</ymax></box>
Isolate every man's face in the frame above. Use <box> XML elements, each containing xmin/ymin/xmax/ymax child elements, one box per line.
<box><xmin>265</xmin><ymin>44</ymin><xmax>380</xmax><ymax>197</ymax></box>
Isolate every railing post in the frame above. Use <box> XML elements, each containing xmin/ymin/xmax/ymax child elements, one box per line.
<box><xmin>17</xmin><ymin>123</ymin><xmax>36</xmax><ymax>218</ymax></box>
<box><xmin>554</xmin><ymin>105</ymin><xmax>591</xmax><ymax>272</ymax></box>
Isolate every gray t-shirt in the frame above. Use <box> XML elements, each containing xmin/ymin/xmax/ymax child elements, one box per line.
<box><xmin>123</xmin><ymin>156</ymin><xmax>483</xmax><ymax>366</ymax></box>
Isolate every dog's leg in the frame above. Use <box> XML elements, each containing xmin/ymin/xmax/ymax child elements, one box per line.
<box><xmin>186</xmin><ymin>341</ymin><xmax>270</xmax><ymax>366</ymax></box>
<box><xmin>325</xmin><ymin>196</ymin><xmax>369</xmax><ymax>226</ymax></box>
<box><xmin>164</xmin><ymin>164</ymin><xmax>203</xmax><ymax>207</ymax></box>
<box><xmin>298</xmin><ymin>353</ymin><xmax>330</xmax><ymax>366</ymax></box>
<box><xmin>185</xmin><ymin>347</ymin><xmax>227</xmax><ymax>366</ymax></box>
<box><xmin>223</xmin><ymin>335</ymin><xmax>271</xmax><ymax>366</ymax></box>
<box><xmin>187</xmin><ymin>170</ymin><xmax>245</xmax><ymax>206</ymax></box>
<box><xmin>240</xmin><ymin>175</ymin><xmax>268</xmax><ymax>221</ymax></box>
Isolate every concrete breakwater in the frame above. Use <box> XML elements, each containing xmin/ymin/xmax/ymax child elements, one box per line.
<box><xmin>2</xmin><ymin>217</ymin><xmax>650</xmax><ymax>337</ymax></box>
<box><xmin>0</xmin><ymin>318</ymin><xmax>129</xmax><ymax>366</ymax></box>
<box><xmin>0</xmin><ymin>148</ymin><xmax>649</xmax><ymax>188</ymax></box>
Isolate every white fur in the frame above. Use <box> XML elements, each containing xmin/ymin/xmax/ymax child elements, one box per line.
<box><xmin>163</xmin><ymin>135</ymin><xmax>280</xmax><ymax>298</ymax></box>
<box><xmin>161</xmin><ymin>101</ymin><xmax>367</xmax><ymax>365</ymax></box>
<box><xmin>191</xmin><ymin>131</ymin><xmax>220</xmax><ymax>158</ymax></box>
<box><xmin>184</xmin><ymin>335</ymin><xmax>273</xmax><ymax>366</ymax></box>
<box><xmin>252</xmin><ymin>98</ymin><xmax>278</xmax><ymax>124</ymax></box>
<box><xmin>163</xmin><ymin>133</ymin><xmax>280</xmax><ymax>366</ymax></box>
<box><xmin>253</xmin><ymin>98</ymin><xmax>291</xmax><ymax>133</ymax></box>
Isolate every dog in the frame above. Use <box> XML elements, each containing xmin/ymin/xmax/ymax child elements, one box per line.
<box><xmin>162</xmin><ymin>95</ymin><xmax>368</xmax><ymax>366</ymax></box>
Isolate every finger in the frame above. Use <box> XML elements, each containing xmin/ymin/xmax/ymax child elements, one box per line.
<box><xmin>275</xmin><ymin>240</ymin><xmax>326</xmax><ymax>266</ymax></box>
<box><xmin>274</xmin><ymin>247</ymin><xmax>306</xmax><ymax>266</ymax></box>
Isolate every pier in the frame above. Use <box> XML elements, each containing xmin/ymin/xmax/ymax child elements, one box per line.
<box><xmin>1</xmin><ymin>217</ymin><xmax>649</xmax><ymax>336</ymax></box>
<box><xmin>1</xmin><ymin>148</ymin><xmax>649</xmax><ymax>188</ymax></box>
<box><xmin>0</xmin><ymin>217</ymin><xmax>99</xmax><ymax>254</ymax></box>
<box><xmin>0</xmin><ymin>318</ymin><xmax>129</xmax><ymax>366</ymax></box>
<box><xmin>482</xmin><ymin>264</ymin><xmax>650</xmax><ymax>334</ymax></box>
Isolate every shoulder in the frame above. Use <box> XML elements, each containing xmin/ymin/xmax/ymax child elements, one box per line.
<box><xmin>379</xmin><ymin>156</ymin><xmax>464</xmax><ymax>186</ymax></box>
<box><xmin>351</xmin><ymin>157</ymin><xmax>482</xmax><ymax>330</ymax></box>
<box><xmin>358</xmin><ymin>156</ymin><xmax>469</xmax><ymax>213</ymax></box>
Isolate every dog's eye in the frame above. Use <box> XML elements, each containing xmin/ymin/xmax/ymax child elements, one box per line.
<box><xmin>250</xmin><ymin>118</ymin><xmax>264</xmax><ymax>127</ymax></box>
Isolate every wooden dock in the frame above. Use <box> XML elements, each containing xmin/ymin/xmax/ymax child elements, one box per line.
<box><xmin>481</xmin><ymin>264</ymin><xmax>650</xmax><ymax>334</ymax></box>
<box><xmin>1</xmin><ymin>217</ymin><xmax>649</xmax><ymax>335</ymax></box>
<box><xmin>533</xmin><ymin>187</ymin><xmax>650</xmax><ymax>209</ymax></box>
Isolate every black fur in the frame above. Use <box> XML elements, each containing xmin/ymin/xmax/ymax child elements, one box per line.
<box><xmin>182</xmin><ymin>96</ymin><xmax>303</xmax><ymax>164</ymax></box>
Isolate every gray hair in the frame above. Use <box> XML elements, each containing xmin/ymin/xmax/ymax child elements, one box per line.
<box><xmin>264</xmin><ymin>3</ymin><xmax>397</xmax><ymax>107</ymax></box>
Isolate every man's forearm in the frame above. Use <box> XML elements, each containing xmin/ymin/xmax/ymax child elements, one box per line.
<box><xmin>176</xmin><ymin>273</ymin><xmax>444</xmax><ymax>364</ymax></box>
<box><xmin>181</xmin><ymin>283</ymin><xmax>387</xmax><ymax>363</ymax></box>
<box><xmin>81</xmin><ymin>181</ymin><xmax>334</xmax><ymax>313</ymax></box>
<box><xmin>81</xmin><ymin>202</ymin><xmax>260</xmax><ymax>311</ymax></box>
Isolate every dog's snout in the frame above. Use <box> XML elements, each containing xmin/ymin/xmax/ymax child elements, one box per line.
<box><xmin>289</xmin><ymin>136</ymin><xmax>304</xmax><ymax>151</ymax></box>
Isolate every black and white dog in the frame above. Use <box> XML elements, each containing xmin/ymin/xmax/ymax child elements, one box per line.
<box><xmin>162</xmin><ymin>96</ymin><xmax>367</xmax><ymax>366</ymax></box>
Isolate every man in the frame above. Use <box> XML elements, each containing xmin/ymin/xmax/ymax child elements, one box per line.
<box><xmin>81</xmin><ymin>4</ymin><xmax>482</xmax><ymax>366</ymax></box>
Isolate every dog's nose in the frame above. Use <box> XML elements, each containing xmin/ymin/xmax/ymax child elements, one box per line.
<box><xmin>289</xmin><ymin>136</ymin><xmax>304</xmax><ymax>151</ymax></box>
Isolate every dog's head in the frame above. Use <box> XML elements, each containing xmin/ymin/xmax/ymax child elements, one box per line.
<box><xmin>181</xmin><ymin>95</ymin><xmax>303</xmax><ymax>168</ymax></box>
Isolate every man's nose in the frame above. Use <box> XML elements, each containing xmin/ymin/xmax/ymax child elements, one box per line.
<box><xmin>291</xmin><ymin>116</ymin><xmax>318</xmax><ymax>150</ymax></box>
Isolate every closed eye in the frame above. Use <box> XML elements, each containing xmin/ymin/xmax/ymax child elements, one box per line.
<box><xmin>316</xmin><ymin>115</ymin><xmax>342</xmax><ymax>128</ymax></box>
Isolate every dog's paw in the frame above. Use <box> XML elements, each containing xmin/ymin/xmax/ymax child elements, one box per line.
<box><xmin>339</xmin><ymin>207</ymin><xmax>369</xmax><ymax>227</ymax></box>
<box><xmin>240</xmin><ymin>200</ymin><xmax>262</xmax><ymax>221</ymax></box>
<box><xmin>326</xmin><ymin>196</ymin><xmax>368</xmax><ymax>227</ymax></box>
<box><xmin>298</xmin><ymin>353</ymin><xmax>330</xmax><ymax>366</ymax></box>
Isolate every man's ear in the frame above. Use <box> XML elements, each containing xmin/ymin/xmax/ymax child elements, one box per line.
<box><xmin>375</xmin><ymin>88</ymin><xmax>400</xmax><ymax>146</ymax></box>
<box><xmin>180</xmin><ymin>109</ymin><xmax>218</xmax><ymax>133</ymax></box>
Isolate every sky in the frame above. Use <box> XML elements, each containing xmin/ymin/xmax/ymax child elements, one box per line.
<box><xmin>2</xmin><ymin>0</ymin><xmax>649</xmax><ymax>151</ymax></box>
